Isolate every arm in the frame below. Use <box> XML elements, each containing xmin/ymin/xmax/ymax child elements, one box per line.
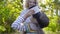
<box><xmin>11</xmin><ymin>9</ymin><xmax>35</xmax><ymax>30</ymax></box>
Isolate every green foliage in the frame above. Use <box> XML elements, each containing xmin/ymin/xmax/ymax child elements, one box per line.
<box><xmin>0</xmin><ymin>0</ymin><xmax>60</xmax><ymax>34</ymax></box>
<box><xmin>0</xmin><ymin>0</ymin><xmax>23</xmax><ymax>34</ymax></box>
<box><xmin>40</xmin><ymin>0</ymin><xmax>60</xmax><ymax>32</ymax></box>
<box><xmin>44</xmin><ymin>16</ymin><xmax>58</xmax><ymax>32</ymax></box>
<box><xmin>0</xmin><ymin>26</ymin><xmax>6</xmax><ymax>32</ymax></box>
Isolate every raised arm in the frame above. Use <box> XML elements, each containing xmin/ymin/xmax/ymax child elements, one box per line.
<box><xmin>11</xmin><ymin>9</ymin><xmax>35</xmax><ymax>30</ymax></box>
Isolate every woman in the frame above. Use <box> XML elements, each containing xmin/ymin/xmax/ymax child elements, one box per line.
<box><xmin>11</xmin><ymin>0</ymin><xmax>45</xmax><ymax>34</ymax></box>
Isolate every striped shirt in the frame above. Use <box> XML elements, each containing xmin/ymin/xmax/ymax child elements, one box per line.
<box><xmin>11</xmin><ymin>6</ymin><xmax>44</xmax><ymax>34</ymax></box>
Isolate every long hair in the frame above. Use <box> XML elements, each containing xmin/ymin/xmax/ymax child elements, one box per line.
<box><xmin>23</xmin><ymin>0</ymin><xmax>39</xmax><ymax>9</ymax></box>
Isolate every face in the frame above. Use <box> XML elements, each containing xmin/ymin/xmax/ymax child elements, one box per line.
<box><xmin>28</xmin><ymin>0</ymin><xmax>36</xmax><ymax>8</ymax></box>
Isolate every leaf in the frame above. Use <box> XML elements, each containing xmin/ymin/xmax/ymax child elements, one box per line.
<box><xmin>0</xmin><ymin>26</ymin><xmax>6</xmax><ymax>32</ymax></box>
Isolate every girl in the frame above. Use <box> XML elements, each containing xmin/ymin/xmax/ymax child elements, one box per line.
<box><xmin>11</xmin><ymin>0</ymin><xmax>45</xmax><ymax>34</ymax></box>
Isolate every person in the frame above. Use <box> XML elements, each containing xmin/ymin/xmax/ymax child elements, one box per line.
<box><xmin>11</xmin><ymin>0</ymin><xmax>49</xmax><ymax>34</ymax></box>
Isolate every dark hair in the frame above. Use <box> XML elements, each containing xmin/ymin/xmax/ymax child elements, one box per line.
<box><xmin>33</xmin><ymin>12</ymin><xmax>49</xmax><ymax>28</ymax></box>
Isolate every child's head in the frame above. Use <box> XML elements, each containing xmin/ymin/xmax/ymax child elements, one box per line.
<box><xmin>23</xmin><ymin>0</ymin><xmax>38</xmax><ymax>9</ymax></box>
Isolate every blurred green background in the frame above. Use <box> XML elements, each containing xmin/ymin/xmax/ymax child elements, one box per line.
<box><xmin>0</xmin><ymin>0</ymin><xmax>60</xmax><ymax>34</ymax></box>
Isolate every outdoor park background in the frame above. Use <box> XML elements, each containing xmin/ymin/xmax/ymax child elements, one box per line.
<box><xmin>0</xmin><ymin>0</ymin><xmax>60</xmax><ymax>34</ymax></box>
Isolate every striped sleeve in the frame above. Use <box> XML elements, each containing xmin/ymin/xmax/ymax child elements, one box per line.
<box><xmin>11</xmin><ymin>9</ymin><xmax>27</xmax><ymax>30</ymax></box>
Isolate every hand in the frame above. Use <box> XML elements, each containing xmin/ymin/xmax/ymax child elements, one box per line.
<box><xmin>22</xmin><ymin>9</ymin><xmax>35</xmax><ymax>20</ymax></box>
<box><xmin>26</xmin><ymin>9</ymin><xmax>35</xmax><ymax>17</ymax></box>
